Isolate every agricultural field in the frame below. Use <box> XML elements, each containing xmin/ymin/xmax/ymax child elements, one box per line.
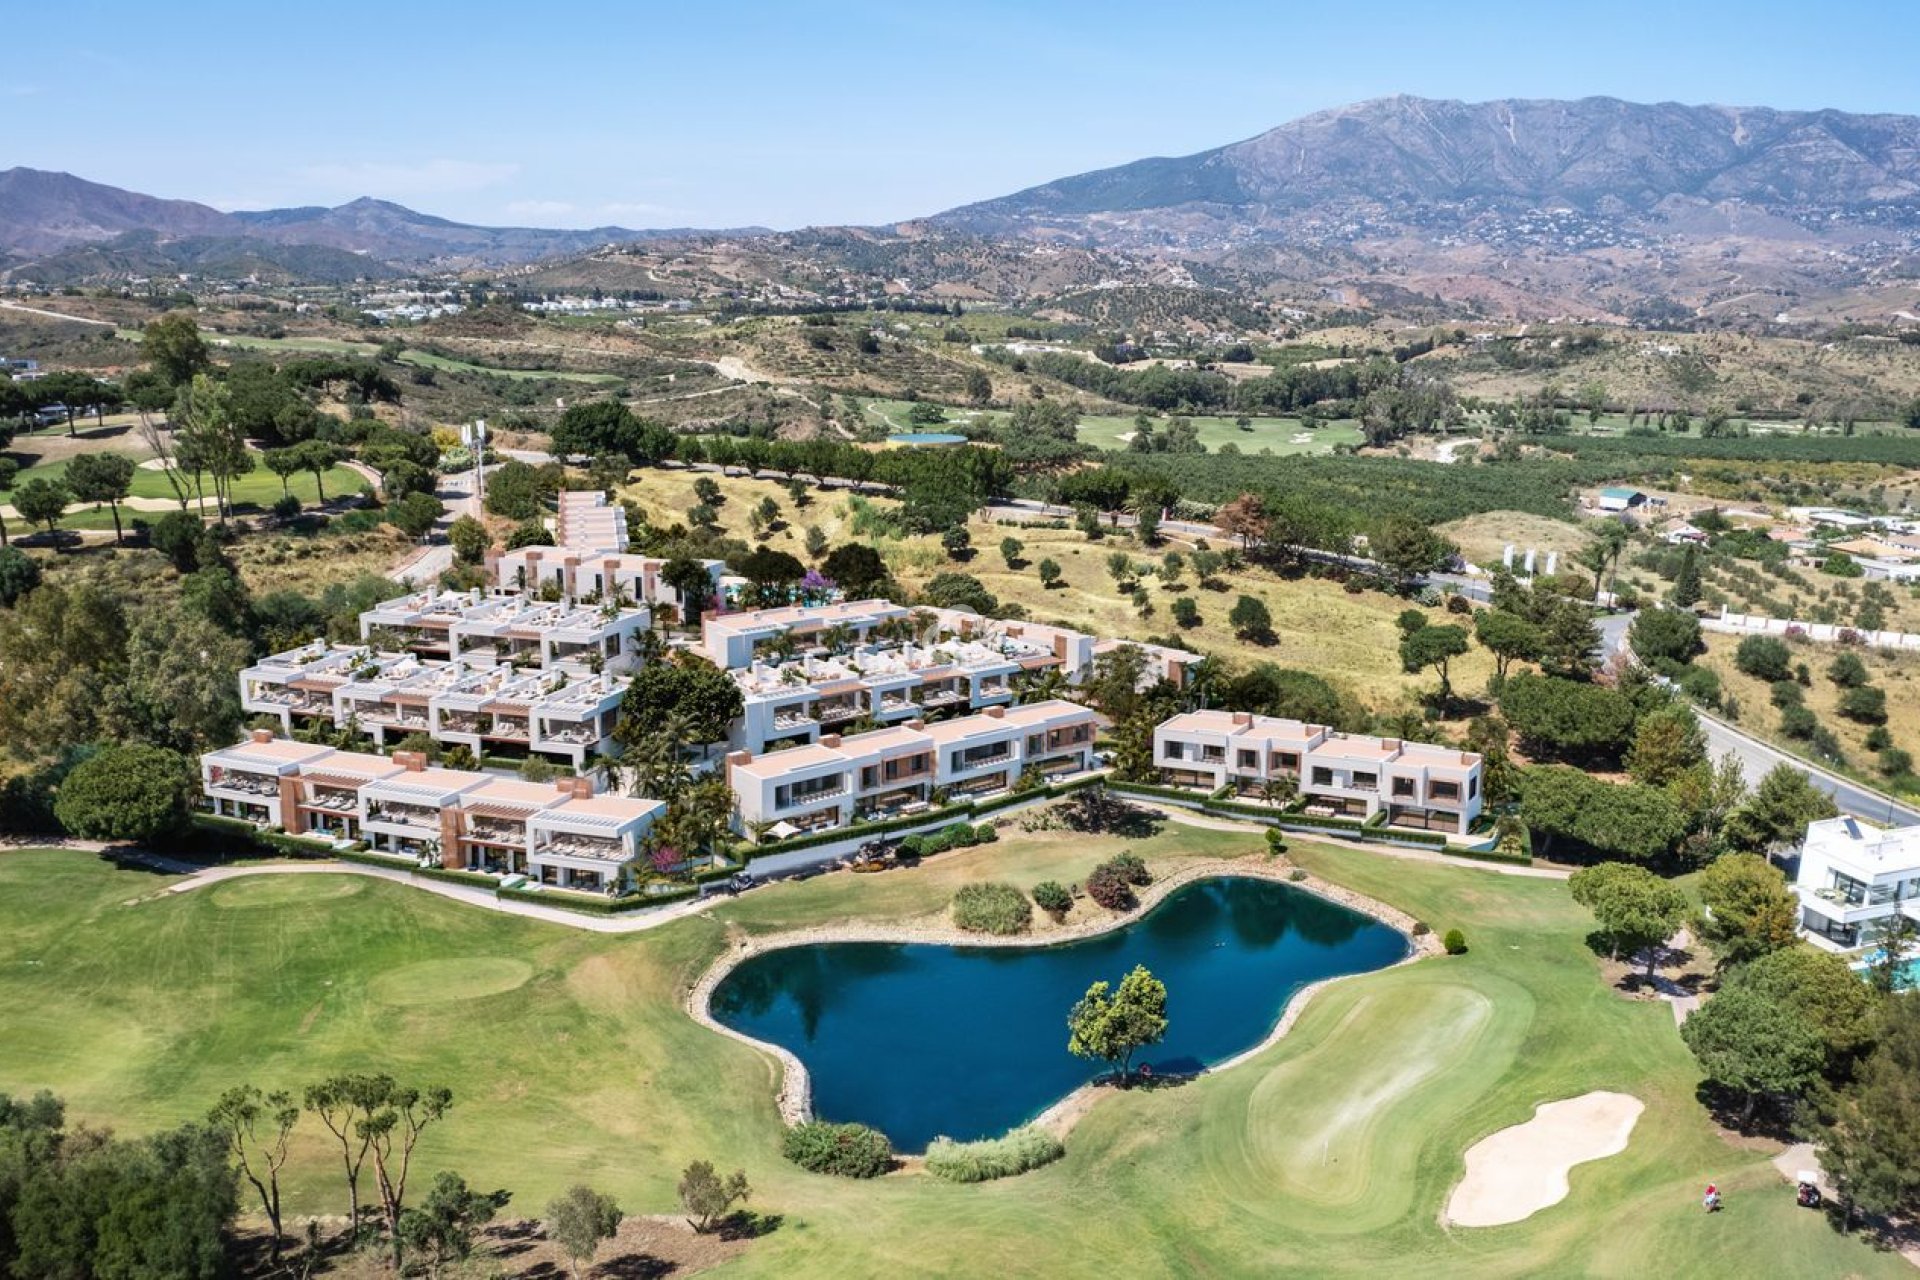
<box><xmin>619</xmin><ymin>467</ymin><xmax>1494</xmax><ymax>714</ymax></box>
<box><xmin>1436</xmin><ymin>510</ymin><xmax>1595</xmax><ymax>572</ymax></box>
<box><xmin>1074</xmin><ymin>414</ymin><xmax>1364</xmax><ymax>454</ymax></box>
<box><xmin>1696</xmin><ymin>633</ymin><xmax>1920</xmax><ymax>799</ymax></box>
<box><xmin>0</xmin><ymin>830</ymin><xmax>1897</xmax><ymax>1277</ymax></box>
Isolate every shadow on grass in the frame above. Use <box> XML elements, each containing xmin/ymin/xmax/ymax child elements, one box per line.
<box><xmin>716</xmin><ymin>1210</ymin><xmax>783</xmax><ymax>1241</ymax></box>
<box><xmin>1691</xmin><ymin>1080</ymin><xmax>1803</xmax><ymax>1143</ymax></box>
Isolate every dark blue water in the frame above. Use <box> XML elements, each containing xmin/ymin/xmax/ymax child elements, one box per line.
<box><xmin>710</xmin><ymin>877</ymin><xmax>1408</xmax><ymax>1150</ymax></box>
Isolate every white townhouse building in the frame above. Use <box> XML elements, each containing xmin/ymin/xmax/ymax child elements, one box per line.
<box><xmin>700</xmin><ymin>599</ymin><xmax>915</xmax><ymax>670</ymax></box>
<box><xmin>725</xmin><ymin>700</ymin><xmax>1100</xmax><ymax>837</ymax></box>
<box><xmin>359</xmin><ymin>589</ymin><xmax>651</xmax><ymax>673</ymax></box>
<box><xmin>1153</xmin><ymin>710</ymin><xmax>1484</xmax><ymax>835</ymax></box>
<box><xmin>1793</xmin><ymin>815</ymin><xmax>1920</xmax><ymax>951</ymax></box>
<box><xmin>200</xmin><ymin>735</ymin><xmax>662</xmax><ymax>891</ymax></box>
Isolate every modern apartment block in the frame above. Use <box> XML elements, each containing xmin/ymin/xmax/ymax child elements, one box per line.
<box><xmin>700</xmin><ymin>599</ymin><xmax>915</xmax><ymax>669</ymax></box>
<box><xmin>1793</xmin><ymin>815</ymin><xmax>1920</xmax><ymax>950</ymax></box>
<box><xmin>358</xmin><ymin>588</ymin><xmax>651</xmax><ymax>673</ymax></box>
<box><xmin>241</xmin><ymin>644</ymin><xmax>627</xmax><ymax>768</ymax></box>
<box><xmin>1153</xmin><ymin>710</ymin><xmax>1484</xmax><ymax>835</ymax></box>
<box><xmin>201</xmin><ymin>731</ymin><xmax>661</xmax><ymax>891</ymax></box>
<box><xmin>726</xmin><ymin>699</ymin><xmax>1100</xmax><ymax>837</ymax></box>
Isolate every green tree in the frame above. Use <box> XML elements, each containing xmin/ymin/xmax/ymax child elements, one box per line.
<box><xmin>263</xmin><ymin>446</ymin><xmax>305</xmax><ymax>499</ymax></box>
<box><xmin>1229</xmin><ymin>594</ymin><xmax>1273</xmax><ymax>642</ymax></box>
<box><xmin>52</xmin><ymin>743</ymin><xmax>198</xmax><ymax>841</ymax></box>
<box><xmin>821</xmin><ymin>543</ymin><xmax>891</xmax><ymax>599</ymax></box>
<box><xmin>1738</xmin><ymin>946</ymin><xmax>1879</xmax><ymax>1070</ymax></box>
<box><xmin>941</xmin><ymin>525</ymin><xmax>972</xmax><ymax>560</ymax></box>
<box><xmin>0</xmin><ymin>545</ymin><xmax>41</xmax><ymax>606</ymax></box>
<box><xmin>1500</xmin><ymin>671</ymin><xmax>1636</xmax><ymax>759</ymax></box>
<box><xmin>11</xmin><ymin>477</ymin><xmax>70</xmax><ymax>544</ymax></box>
<box><xmin>1669</xmin><ymin>545</ymin><xmax>1703</xmax><ymax>607</ymax></box>
<box><xmin>965</xmin><ymin>368</ymin><xmax>993</xmax><ymax>404</ymax></box>
<box><xmin>1724</xmin><ymin>763</ymin><xmax>1838</xmax><ymax>854</ymax></box>
<box><xmin>613</xmin><ymin>655</ymin><xmax>742</xmax><ymax>753</ymax></box>
<box><xmin>1816</xmin><ymin>993</ymin><xmax>1920</xmax><ymax>1228</ymax></box>
<box><xmin>447</xmin><ymin>514</ymin><xmax>490</xmax><ymax>565</ymax></box>
<box><xmin>1681</xmin><ymin>982</ymin><xmax>1826</xmax><ymax>1124</ymax></box>
<box><xmin>141</xmin><ymin>311</ymin><xmax>211</xmax><ymax>386</ymax></box>
<box><xmin>1106</xmin><ymin>550</ymin><xmax>1135</xmax><ymax>587</ymax></box>
<box><xmin>999</xmin><ymin>535</ymin><xmax>1024</xmax><ymax>568</ymax></box>
<box><xmin>1067</xmin><ymin>964</ymin><xmax>1168</xmax><ymax>1083</ymax></box>
<box><xmin>63</xmin><ymin>451</ymin><xmax>135</xmax><ymax>544</ymax></box>
<box><xmin>1370</xmin><ymin>515</ymin><xmax>1456</xmax><ymax>582</ymax></box>
<box><xmin>1629</xmin><ymin>607</ymin><xmax>1703</xmax><ymax>668</ymax></box>
<box><xmin>362</xmin><ymin>1082</ymin><xmax>455</xmax><ymax>1269</ymax></box>
<box><xmin>1037</xmin><ymin>557</ymin><xmax>1062</xmax><ymax>589</ymax></box>
<box><xmin>1827</xmin><ymin>651</ymin><xmax>1869</xmax><ymax>688</ymax></box>
<box><xmin>396</xmin><ymin>1170</ymin><xmax>507</xmax><ymax>1277</ymax></box>
<box><xmin>303</xmin><ymin>1073</ymin><xmax>386</xmax><ymax>1235</ymax></box>
<box><xmin>1399</xmin><ymin>623</ymin><xmax>1470</xmax><ymax>709</ymax></box>
<box><xmin>1839</xmin><ymin>685</ymin><xmax>1888</xmax><ymax>724</ymax></box>
<box><xmin>292</xmin><ymin>440</ymin><xmax>347</xmax><ymax>503</ymax></box>
<box><xmin>1474</xmin><ymin>609</ymin><xmax>1542</xmax><ymax>686</ymax></box>
<box><xmin>1171</xmin><ymin>596</ymin><xmax>1201</xmax><ymax>628</ymax></box>
<box><xmin>1696</xmin><ymin>853</ymin><xmax>1799</xmax><ymax>966</ymax></box>
<box><xmin>1733</xmin><ymin>635</ymin><xmax>1792</xmax><ymax>681</ymax></box>
<box><xmin>1625</xmin><ymin>704</ymin><xmax>1706</xmax><ymax>786</ymax></box>
<box><xmin>804</xmin><ymin>524</ymin><xmax>829</xmax><ymax>558</ymax></box>
<box><xmin>208</xmin><ymin>1086</ymin><xmax>299</xmax><ymax>1265</ymax></box>
<box><xmin>545</xmin><ymin>1184</ymin><xmax>623</xmax><ymax>1279</ymax></box>
<box><xmin>1568</xmin><ymin>861</ymin><xmax>1690</xmax><ymax>976</ymax></box>
<box><xmin>387</xmin><ymin>491</ymin><xmax>445</xmax><ymax>540</ymax></box>
<box><xmin>678</xmin><ymin>1160</ymin><xmax>750</xmax><ymax>1233</ymax></box>
<box><xmin>116</xmin><ymin>610</ymin><xmax>250</xmax><ymax>752</ymax></box>
<box><xmin>173</xmin><ymin>373</ymin><xmax>250</xmax><ymax>524</ymax></box>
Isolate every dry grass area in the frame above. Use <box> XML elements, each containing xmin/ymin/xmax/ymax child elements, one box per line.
<box><xmin>1437</xmin><ymin>510</ymin><xmax>1594</xmax><ymax>571</ymax></box>
<box><xmin>244</xmin><ymin>1213</ymin><xmax>755</xmax><ymax>1278</ymax></box>
<box><xmin>621</xmin><ymin>468</ymin><xmax>1495</xmax><ymax>712</ymax></box>
<box><xmin>229</xmin><ymin>526</ymin><xmax>413</xmax><ymax>597</ymax></box>
<box><xmin>1697</xmin><ymin>634</ymin><xmax>1920</xmax><ymax>787</ymax></box>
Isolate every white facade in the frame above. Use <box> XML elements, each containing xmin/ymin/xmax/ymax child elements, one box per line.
<box><xmin>1153</xmin><ymin>710</ymin><xmax>1483</xmax><ymax>836</ymax></box>
<box><xmin>726</xmin><ymin>700</ymin><xmax>1099</xmax><ymax>837</ymax></box>
<box><xmin>1794</xmin><ymin>816</ymin><xmax>1920</xmax><ymax>950</ymax></box>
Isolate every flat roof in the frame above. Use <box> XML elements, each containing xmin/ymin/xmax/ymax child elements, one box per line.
<box><xmin>211</xmin><ymin>739</ymin><xmax>337</xmax><ymax>767</ymax></box>
<box><xmin>544</xmin><ymin>795</ymin><xmax>664</xmax><ymax>825</ymax></box>
<box><xmin>732</xmin><ymin>742</ymin><xmax>853</xmax><ymax>779</ymax></box>
<box><xmin>466</xmin><ymin>777</ymin><xmax>569</xmax><ymax>807</ymax></box>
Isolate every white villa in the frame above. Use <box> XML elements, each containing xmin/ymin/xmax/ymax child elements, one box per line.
<box><xmin>726</xmin><ymin>700</ymin><xmax>1100</xmax><ymax>837</ymax></box>
<box><xmin>200</xmin><ymin>732</ymin><xmax>661</xmax><ymax>892</ymax></box>
<box><xmin>1153</xmin><ymin>710</ymin><xmax>1484</xmax><ymax>835</ymax></box>
<box><xmin>1794</xmin><ymin>815</ymin><xmax>1920</xmax><ymax>951</ymax></box>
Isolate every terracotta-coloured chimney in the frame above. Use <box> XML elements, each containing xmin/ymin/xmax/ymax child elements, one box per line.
<box><xmin>820</xmin><ymin>734</ymin><xmax>842</xmax><ymax>749</ymax></box>
<box><xmin>1233</xmin><ymin>712</ymin><xmax>1253</xmax><ymax>728</ymax></box>
<box><xmin>907</xmin><ymin>719</ymin><xmax>925</xmax><ymax>731</ymax></box>
<box><xmin>985</xmin><ymin>705</ymin><xmax>1005</xmax><ymax>719</ymax></box>
<box><xmin>393</xmin><ymin>751</ymin><xmax>428</xmax><ymax>772</ymax></box>
<box><xmin>250</xmin><ymin>728</ymin><xmax>275</xmax><ymax>744</ymax></box>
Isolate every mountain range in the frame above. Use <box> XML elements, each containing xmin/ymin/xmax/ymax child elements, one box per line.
<box><xmin>6</xmin><ymin>96</ymin><xmax>1920</xmax><ymax>319</ymax></box>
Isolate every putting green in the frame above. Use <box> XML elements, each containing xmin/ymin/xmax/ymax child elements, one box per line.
<box><xmin>367</xmin><ymin>957</ymin><xmax>534</xmax><ymax>1006</ymax></box>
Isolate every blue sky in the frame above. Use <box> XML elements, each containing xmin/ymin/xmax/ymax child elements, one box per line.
<box><xmin>10</xmin><ymin>0</ymin><xmax>1916</xmax><ymax>229</ymax></box>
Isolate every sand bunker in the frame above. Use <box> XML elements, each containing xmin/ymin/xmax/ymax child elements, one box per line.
<box><xmin>1445</xmin><ymin>1091</ymin><xmax>1643</xmax><ymax>1227</ymax></box>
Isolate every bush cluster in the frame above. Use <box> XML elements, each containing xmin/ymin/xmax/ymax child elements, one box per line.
<box><xmin>951</xmin><ymin>882</ymin><xmax>1033</xmax><ymax>935</ymax></box>
<box><xmin>1085</xmin><ymin>853</ymin><xmax>1151</xmax><ymax>911</ymax></box>
<box><xmin>1443</xmin><ymin>929</ymin><xmax>1469</xmax><ymax>955</ymax></box>
<box><xmin>899</xmin><ymin>821</ymin><xmax>997</xmax><ymax>859</ymax></box>
<box><xmin>1031</xmin><ymin>880</ymin><xmax>1073</xmax><ymax>915</ymax></box>
<box><xmin>923</xmin><ymin>1127</ymin><xmax>1066</xmax><ymax>1183</ymax></box>
<box><xmin>781</xmin><ymin>1121</ymin><xmax>894</xmax><ymax>1178</ymax></box>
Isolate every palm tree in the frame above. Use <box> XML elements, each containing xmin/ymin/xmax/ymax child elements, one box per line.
<box><xmin>1260</xmin><ymin>774</ymin><xmax>1299</xmax><ymax>810</ymax></box>
<box><xmin>820</xmin><ymin>622</ymin><xmax>854</xmax><ymax>655</ymax></box>
<box><xmin>1016</xmin><ymin>667</ymin><xmax>1070</xmax><ymax>703</ymax></box>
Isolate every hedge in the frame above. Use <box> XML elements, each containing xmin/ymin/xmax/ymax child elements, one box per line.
<box><xmin>414</xmin><ymin>865</ymin><xmax>503</xmax><ymax>890</ymax></box>
<box><xmin>924</xmin><ymin>1127</ymin><xmax>1065</xmax><ymax>1182</ymax></box>
<box><xmin>188</xmin><ymin>814</ymin><xmax>341</xmax><ymax>861</ymax></box>
<box><xmin>336</xmin><ymin>848</ymin><xmax>420</xmax><ymax>871</ymax></box>
<box><xmin>1441</xmin><ymin>845</ymin><xmax>1534</xmax><ymax>867</ymax></box>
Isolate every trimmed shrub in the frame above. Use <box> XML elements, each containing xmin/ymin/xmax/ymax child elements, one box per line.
<box><xmin>1084</xmin><ymin>862</ymin><xmax>1135</xmax><ymax>911</ymax></box>
<box><xmin>973</xmin><ymin>822</ymin><xmax>998</xmax><ymax>844</ymax></box>
<box><xmin>1265</xmin><ymin>828</ymin><xmax>1288</xmax><ymax>855</ymax></box>
<box><xmin>1734</xmin><ymin>635</ymin><xmax>1792</xmax><ymax>682</ymax></box>
<box><xmin>782</xmin><ymin>1121</ymin><xmax>894</xmax><ymax>1178</ymax></box>
<box><xmin>1443</xmin><ymin>929</ymin><xmax>1469</xmax><ymax>955</ymax></box>
<box><xmin>1839</xmin><ymin>685</ymin><xmax>1888</xmax><ymax>725</ymax></box>
<box><xmin>1779</xmin><ymin>705</ymin><xmax>1817</xmax><ymax>739</ymax></box>
<box><xmin>1288</xmin><ymin>868</ymin><xmax>1308</xmax><ymax>882</ymax></box>
<box><xmin>1105</xmin><ymin>852</ymin><xmax>1151</xmax><ymax>886</ymax></box>
<box><xmin>951</xmin><ymin>882</ymin><xmax>1032</xmax><ymax>935</ymax></box>
<box><xmin>1411</xmin><ymin>920</ymin><xmax>1431</xmax><ymax>937</ymax></box>
<box><xmin>1031</xmin><ymin>880</ymin><xmax>1072</xmax><ymax>915</ymax></box>
<box><xmin>924</xmin><ymin>1127</ymin><xmax>1065</xmax><ymax>1183</ymax></box>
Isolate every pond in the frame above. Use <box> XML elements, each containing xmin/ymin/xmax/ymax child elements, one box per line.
<box><xmin>709</xmin><ymin>876</ymin><xmax>1409</xmax><ymax>1150</ymax></box>
<box><xmin>886</xmin><ymin>431</ymin><xmax>968</xmax><ymax>446</ymax></box>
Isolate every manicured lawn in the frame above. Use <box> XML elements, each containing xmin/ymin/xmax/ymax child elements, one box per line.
<box><xmin>1075</xmin><ymin>414</ymin><xmax>1364</xmax><ymax>455</ymax></box>
<box><xmin>3</xmin><ymin>455</ymin><xmax>368</xmax><ymax>531</ymax></box>
<box><xmin>0</xmin><ymin>837</ymin><xmax>1900</xmax><ymax>1276</ymax></box>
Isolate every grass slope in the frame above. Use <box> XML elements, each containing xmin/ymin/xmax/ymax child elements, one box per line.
<box><xmin>0</xmin><ymin>838</ymin><xmax>1899</xmax><ymax>1277</ymax></box>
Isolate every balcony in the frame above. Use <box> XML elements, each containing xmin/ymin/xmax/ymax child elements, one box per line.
<box><xmin>440</xmin><ymin>715</ymin><xmax>483</xmax><ymax>735</ymax></box>
<box><xmin>302</xmin><ymin>790</ymin><xmax>357</xmax><ymax>813</ymax></box>
<box><xmin>486</xmin><ymin>720</ymin><xmax>530</xmax><ymax>741</ymax></box>
<box><xmin>817</xmin><ymin>702</ymin><xmax>864</xmax><ymax>725</ymax></box>
<box><xmin>211</xmin><ymin>772</ymin><xmax>279</xmax><ymax>798</ymax></box>
<box><xmin>919</xmin><ymin>688</ymin><xmax>966</xmax><ymax>708</ymax></box>
<box><xmin>542</xmin><ymin>724</ymin><xmax>599</xmax><ymax>745</ymax></box>
<box><xmin>771</xmin><ymin>707</ymin><xmax>817</xmax><ymax>731</ymax></box>
<box><xmin>366</xmin><ymin>804</ymin><xmax>437</xmax><ymax>830</ymax></box>
<box><xmin>535</xmin><ymin>835</ymin><xmax>626</xmax><ymax>862</ymax></box>
<box><xmin>777</xmin><ymin>782</ymin><xmax>848</xmax><ymax>811</ymax></box>
<box><xmin>952</xmin><ymin>749</ymin><xmax>1014</xmax><ymax>772</ymax></box>
<box><xmin>877</xmin><ymin>694</ymin><xmax>916</xmax><ymax>714</ymax></box>
<box><xmin>466</xmin><ymin>820</ymin><xmax>527</xmax><ymax>845</ymax></box>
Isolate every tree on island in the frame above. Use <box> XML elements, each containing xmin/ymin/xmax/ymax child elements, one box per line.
<box><xmin>1067</xmin><ymin>964</ymin><xmax>1168</xmax><ymax>1084</ymax></box>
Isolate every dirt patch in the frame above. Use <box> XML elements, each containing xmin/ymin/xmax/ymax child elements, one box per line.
<box><xmin>239</xmin><ymin>1213</ymin><xmax>758</xmax><ymax>1277</ymax></box>
<box><xmin>1445</xmin><ymin>1091</ymin><xmax>1644</xmax><ymax>1227</ymax></box>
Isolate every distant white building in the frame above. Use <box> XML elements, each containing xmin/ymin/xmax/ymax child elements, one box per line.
<box><xmin>1794</xmin><ymin>816</ymin><xmax>1920</xmax><ymax>951</ymax></box>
